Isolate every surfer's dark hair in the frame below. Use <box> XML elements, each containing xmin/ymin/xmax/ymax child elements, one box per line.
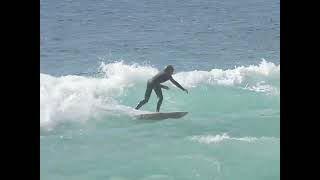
<box><xmin>164</xmin><ymin>65</ymin><xmax>174</xmax><ymax>72</ymax></box>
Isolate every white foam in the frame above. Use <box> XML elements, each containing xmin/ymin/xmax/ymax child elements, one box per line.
<box><xmin>98</xmin><ymin>61</ymin><xmax>158</xmax><ymax>83</ymax></box>
<box><xmin>174</xmin><ymin>59</ymin><xmax>279</xmax><ymax>90</ymax></box>
<box><xmin>243</xmin><ymin>81</ymin><xmax>280</xmax><ymax>95</ymax></box>
<box><xmin>190</xmin><ymin>133</ymin><xmax>279</xmax><ymax>144</ymax></box>
<box><xmin>40</xmin><ymin>62</ymin><xmax>159</xmax><ymax>130</ymax></box>
<box><xmin>40</xmin><ymin>60</ymin><xmax>279</xmax><ymax>130</ymax></box>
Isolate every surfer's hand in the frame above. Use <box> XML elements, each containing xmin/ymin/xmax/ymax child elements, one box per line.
<box><xmin>183</xmin><ymin>89</ymin><xmax>188</xmax><ymax>94</ymax></box>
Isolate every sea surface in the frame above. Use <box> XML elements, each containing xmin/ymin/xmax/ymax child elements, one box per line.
<box><xmin>40</xmin><ymin>0</ymin><xmax>280</xmax><ymax>179</ymax></box>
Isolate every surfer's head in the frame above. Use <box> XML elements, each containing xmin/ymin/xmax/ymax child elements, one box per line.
<box><xmin>164</xmin><ymin>65</ymin><xmax>174</xmax><ymax>75</ymax></box>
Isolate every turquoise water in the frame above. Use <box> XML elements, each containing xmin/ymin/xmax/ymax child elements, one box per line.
<box><xmin>40</xmin><ymin>0</ymin><xmax>279</xmax><ymax>179</ymax></box>
<box><xmin>40</xmin><ymin>61</ymin><xmax>279</xmax><ymax>180</ymax></box>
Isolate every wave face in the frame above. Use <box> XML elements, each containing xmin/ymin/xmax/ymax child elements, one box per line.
<box><xmin>40</xmin><ymin>60</ymin><xmax>279</xmax><ymax>130</ymax></box>
<box><xmin>40</xmin><ymin>60</ymin><xmax>279</xmax><ymax>180</ymax></box>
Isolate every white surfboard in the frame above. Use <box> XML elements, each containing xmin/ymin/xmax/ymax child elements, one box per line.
<box><xmin>134</xmin><ymin>111</ymin><xmax>188</xmax><ymax>120</ymax></box>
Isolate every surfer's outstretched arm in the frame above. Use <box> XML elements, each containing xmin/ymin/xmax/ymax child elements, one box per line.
<box><xmin>170</xmin><ymin>77</ymin><xmax>188</xmax><ymax>93</ymax></box>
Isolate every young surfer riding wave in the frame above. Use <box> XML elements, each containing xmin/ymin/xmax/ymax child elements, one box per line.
<box><xmin>135</xmin><ymin>65</ymin><xmax>188</xmax><ymax>112</ymax></box>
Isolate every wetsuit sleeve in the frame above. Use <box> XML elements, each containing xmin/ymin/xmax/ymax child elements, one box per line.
<box><xmin>170</xmin><ymin>77</ymin><xmax>185</xmax><ymax>91</ymax></box>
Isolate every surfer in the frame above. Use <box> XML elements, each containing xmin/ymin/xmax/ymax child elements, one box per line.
<box><xmin>135</xmin><ymin>65</ymin><xmax>188</xmax><ymax>112</ymax></box>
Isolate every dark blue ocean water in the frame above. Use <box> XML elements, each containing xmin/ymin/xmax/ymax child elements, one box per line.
<box><xmin>40</xmin><ymin>0</ymin><xmax>279</xmax><ymax>76</ymax></box>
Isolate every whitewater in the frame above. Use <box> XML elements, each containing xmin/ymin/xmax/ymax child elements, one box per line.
<box><xmin>41</xmin><ymin>60</ymin><xmax>279</xmax><ymax>130</ymax></box>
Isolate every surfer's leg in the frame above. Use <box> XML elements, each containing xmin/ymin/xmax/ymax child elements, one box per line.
<box><xmin>135</xmin><ymin>83</ymin><xmax>152</xmax><ymax>110</ymax></box>
<box><xmin>154</xmin><ymin>86</ymin><xmax>163</xmax><ymax>112</ymax></box>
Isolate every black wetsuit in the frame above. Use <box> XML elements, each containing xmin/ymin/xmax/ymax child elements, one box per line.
<box><xmin>135</xmin><ymin>71</ymin><xmax>185</xmax><ymax>112</ymax></box>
